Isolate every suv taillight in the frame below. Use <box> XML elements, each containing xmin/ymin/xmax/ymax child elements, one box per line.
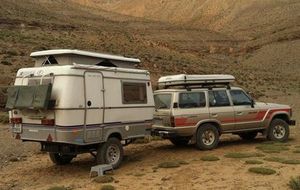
<box><xmin>10</xmin><ymin>117</ymin><xmax>22</xmax><ymax>124</ymax></box>
<box><xmin>170</xmin><ymin>116</ymin><xmax>175</xmax><ymax>127</ymax></box>
<box><xmin>41</xmin><ymin>119</ymin><xmax>55</xmax><ymax>126</ymax></box>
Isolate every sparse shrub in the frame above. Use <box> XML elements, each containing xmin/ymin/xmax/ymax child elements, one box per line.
<box><xmin>224</xmin><ymin>152</ymin><xmax>264</xmax><ymax>159</ymax></box>
<box><xmin>48</xmin><ymin>186</ymin><xmax>67</xmax><ymax>190</ymax></box>
<box><xmin>6</xmin><ymin>50</ymin><xmax>18</xmax><ymax>56</ymax></box>
<box><xmin>177</xmin><ymin>160</ymin><xmax>189</xmax><ymax>165</ymax></box>
<box><xmin>245</xmin><ymin>160</ymin><xmax>263</xmax><ymax>165</ymax></box>
<box><xmin>101</xmin><ymin>185</ymin><xmax>115</xmax><ymax>190</ymax></box>
<box><xmin>248</xmin><ymin>167</ymin><xmax>276</xmax><ymax>175</ymax></box>
<box><xmin>201</xmin><ymin>155</ymin><xmax>220</xmax><ymax>161</ymax></box>
<box><xmin>293</xmin><ymin>150</ymin><xmax>300</xmax><ymax>153</ymax></box>
<box><xmin>93</xmin><ymin>176</ymin><xmax>114</xmax><ymax>183</ymax></box>
<box><xmin>281</xmin><ymin>160</ymin><xmax>300</xmax><ymax>165</ymax></box>
<box><xmin>264</xmin><ymin>157</ymin><xmax>285</xmax><ymax>163</ymax></box>
<box><xmin>289</xmin><ymin>176</ymin><xmax>300</xmax><ymax>190</ymax></box>
<box><xmin>0</xmin><ymin>114</ymin><xmax>9</xmax><ymax>124</ymax></box>
<box><xmin>133</xmin><ymin>173</ymin><xmax>145</xmax><ymax>177</ymax></box>
<box><xmin>0</xmin><ymin>60</ymin><xmax>11</xmax><ymax>65</ymax></box>
<box><xmin>158</xmin><ymin>161</ymin><xmax>180</xmax><ymax>168</ymax></box>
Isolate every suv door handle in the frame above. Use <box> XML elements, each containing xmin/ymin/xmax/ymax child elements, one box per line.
<box><xmin>211</xmin><ymin>113</ymin><xmax>218</xmax><ymax>117</ymax></box>
<box><xmin>236</xmin><ymin>112</ymin><xmax>243</xmax><ymax>115</ymax></box>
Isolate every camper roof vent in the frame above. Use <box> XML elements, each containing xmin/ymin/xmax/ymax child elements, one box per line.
<box><xmin>158</xmin><ymin>74</ymin><xmax>235</xmax><ymax>89</ymax></box>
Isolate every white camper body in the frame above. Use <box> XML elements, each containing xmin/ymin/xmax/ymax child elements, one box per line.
<box><xmin>7</xmin><ymin>50</ymin><xmax>154</xmax><ymax>168</ymax></box>
<box><xmin>11</xmin><ymin>64</ymin><xmax>154</xmax><ymax>145</ymax></box>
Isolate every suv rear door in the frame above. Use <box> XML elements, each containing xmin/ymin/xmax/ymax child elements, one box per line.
<box><xmin>208</xmin><ymin>90</ymin><xmax>235</xmax><ymax>131</ymax></box>
<box><xmin>154</xmin><ymin>93</ymin><xmax>173</xmax><ymax>127</ymax></box>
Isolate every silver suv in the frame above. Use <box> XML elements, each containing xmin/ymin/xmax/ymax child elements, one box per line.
<box><xmin>151</xmin><ymin>74</ymin><xmax>296</xmax><ymax>150</ymax></box>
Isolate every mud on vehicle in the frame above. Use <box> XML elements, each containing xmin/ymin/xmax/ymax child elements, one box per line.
<box><xmin>152</xmin><ymin>74</ymin><xmax>296</xmax><ymax>150</ymax></box>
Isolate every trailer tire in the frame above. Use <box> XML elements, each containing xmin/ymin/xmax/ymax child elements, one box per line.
<box><xmin>97</xmin><ymin>137</ymin><xmax>124</xmax><ymax>169</ymax></box>
<box><xmin>267</xmin><ymin>118</ymin><xmax>289</xmax><ymax>142</ymax></box>
<box><xmin>49</xmin><ymin>153</ymin><xmax>74</xmax><ymax>165</ymax></box>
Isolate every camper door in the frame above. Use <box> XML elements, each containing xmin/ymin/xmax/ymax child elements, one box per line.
<box><xmin>84</xmin><ymin>72</ymin><xmax>104</xmax><ymax>142</ymax></box>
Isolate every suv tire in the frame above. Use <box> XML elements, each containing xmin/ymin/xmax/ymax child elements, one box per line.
<box><xmin>169</xmin><ymin>137</ymin><xmax>190</xmax><ymax>146</ymax></box>
<box><xmin>267</xmin><ymin>118</ymin><xmax>289</xmax><ymax>142</ymax></box>
<box><xmin>97</xmin><ymin>137</ymin><xmax>124</xmax><ymax>169</ymax></box>
<box><xmin>49</xmin><ymin>153</ymin><xmax>75</xmax><ymax>165</ymax></box>
<box><xmin>195</xmin><ymin>124</ymin><xmax>219</xmax><ymax>150</ymax></box>
<box><xmin>238</xmin><ymin>131</ymin><xmax>258</xmax><ymax>141</ymax></box>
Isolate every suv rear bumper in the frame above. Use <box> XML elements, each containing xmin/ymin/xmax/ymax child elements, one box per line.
<box><xmin>151</xmin><ymin>128</ymin><xmax>178</xmax><ymax>138</ymax></box>
<box><xmin>289</xmin><ymin>120</ymin><xmax>296</xmax><ymax>126</ymax></box>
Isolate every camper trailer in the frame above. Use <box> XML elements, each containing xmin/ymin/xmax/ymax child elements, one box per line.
<box><xmin>6</xmin><ymin>50</ymin><xmax>154</xmax><ymax>168</ymax></box>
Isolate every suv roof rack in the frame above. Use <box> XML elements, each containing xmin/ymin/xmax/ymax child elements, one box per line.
<box><xmin>158</xmin><ymin>74</ymin><xmax>235</xmax><ymax>89</ymax></box>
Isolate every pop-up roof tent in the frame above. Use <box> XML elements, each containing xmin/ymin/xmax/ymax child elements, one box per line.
<box><xmin>30</xmin><ymin>49</ymin><xmax>141</xmax><ymax>68</ymax></box>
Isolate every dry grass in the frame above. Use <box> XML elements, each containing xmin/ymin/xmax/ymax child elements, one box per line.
<box><xmin>47</xmin><ymin>187</ymin><xmax>68</xmax><ymax>190</ymax></box>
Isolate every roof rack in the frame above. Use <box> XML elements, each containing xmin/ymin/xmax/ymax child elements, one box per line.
<box><xmin>158</xmin><ymin>74</ymin><xmax>235</xmax><ymax>89</ymax></box>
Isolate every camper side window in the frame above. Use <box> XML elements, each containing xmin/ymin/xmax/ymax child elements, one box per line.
<box><xmin>122</xmin><ymin>82</ymin><xmax>147</xmax><ymax>104</ymax></box>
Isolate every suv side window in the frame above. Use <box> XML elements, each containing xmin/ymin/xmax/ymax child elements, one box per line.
<box><xmin>230</xmin><ymin>90</ymin><xmax>252</xmax><ymax>106</ymax></box>
<box><xmin>209</xmin><ymin>90</ymin><xmax>230</xmax><ymax>107</ymax></box>
<box><xmin>179</xmin><ymin>92</ymin><xmax>206</xmax><ymax>108</ymax></box>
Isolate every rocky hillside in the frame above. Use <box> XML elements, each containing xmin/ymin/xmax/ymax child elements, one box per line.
<box><xmin>0</xmin><ymin>0</ymin><xmax>299</xmax><ymax>106</ymax></box>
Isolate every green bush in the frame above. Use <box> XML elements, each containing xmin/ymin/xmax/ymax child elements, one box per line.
<box><xmin>101</xmin><ymin>185</ymin><xmax>115</xmax><ymax>190</ymax></box>
<box><xmin>224</xmin><ymin>152</ymin><xmax>264</xmax><ymax>158</ymax></box>
<box><xmin>256</xmin><ymin>143</ymin><xmax>290</xmax><ymax>153</ymax></box>
<box><xmin>248</xmin><ymin>167</ymin><xmax>276</xmax><ymax>175</ymax></box>
<box><xmin>158</xmin><ymin>161</ymin><xmax>180</xmax><ymax>168</ymax></box>
<box><xmin>0</xmin><ymin>113</ymin><xmax>9</xmax><ymax>124</ymax></box>
<box><xmin>201</xmin><ymin>155</ymin><xmax>220</xmax><ymax>161</ymax></box>
<box><xmin>245</xmin><ymin>160</ymin><xmax>263</xmax><ymax>165</ymax></box>
<box><xmin>48</xmin><ymin>186</ymin><xmax>67</xmax><ymax>190</ymax></box>
<box><xmin>289</xmin><ymin>176</ymin><xmax>300</xmax><ymax>190</ymax></box>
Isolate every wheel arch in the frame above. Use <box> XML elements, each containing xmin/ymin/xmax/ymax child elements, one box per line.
<box><xmin>195</xmin><ymin>120</ymin><xmax>222</xmax><ymax>135</ymax></box>
<box><xmin>268</xmin><ymin>112</ymin><xmax>290</xmax><ymax>127</ymax></box>
<box><xmin>105</xmin><ymin>131</ymin><xmax>122</xmax><ymax>141</ymax></box>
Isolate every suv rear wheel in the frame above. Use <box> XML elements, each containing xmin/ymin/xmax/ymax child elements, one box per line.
<box><xmin>169</xmin><ymin>137</ymin><xmax>190</xmax><ymax>146</ymax></box>
<box><xmin>96</xmin><ymin>137</ymin><xmax>124</xmax><ymax>169</ymax></box>
<box><xmin>195</xmin><ymin>124</ymin><xmax>219</xmax><ymax>150</ymax></box>
<box><xmin>267</xmin><ymin>118</ymin><xmax>289</xmax><ymax>142</ymax></box>
<box><xmin>238</xmin><ymin>131</ymin><xmax>258</xmax><ymax>141</ymax></box>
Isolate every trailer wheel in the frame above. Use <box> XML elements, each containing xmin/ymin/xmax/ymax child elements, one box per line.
<box><xmin>49</xmin><ymin>153</ymin><xmax>75</xmax><ymax>165</ymax></box>
<box><xmin>267</xmin><ymin>118</ymin><xmax>289</xmax><ymax>142</ymax></box>
<box><xmin>195</xmin><ymin>124</ymin><xmax>219</xmax><ymax>150</ymax></box>
<box><xmin>97</xmin><ymin>137</ymin><xmax>124</xmax><ymax>169</ymax></box>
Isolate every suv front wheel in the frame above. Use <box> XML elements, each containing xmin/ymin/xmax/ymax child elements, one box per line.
<box><xmin>267</xmin><ymin>118</ymin><xmax>289</xmax><ymax>142</ymax></box>
<box><xmin>195</xmin><ymin>124</ymin><xmax>219</xmax><ymax>150</ymax></box>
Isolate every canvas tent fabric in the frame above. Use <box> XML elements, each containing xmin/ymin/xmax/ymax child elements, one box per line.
<box><xmin>6</xmin><ymin>84</ymin><xmax>52</xmax><ymax>110</ymax></box>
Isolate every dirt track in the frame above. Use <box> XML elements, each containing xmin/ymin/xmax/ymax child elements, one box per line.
<box><xmin>1</xmin><ymin>94</ymin><xmax>300</xmax><ymax>190</ymax></box>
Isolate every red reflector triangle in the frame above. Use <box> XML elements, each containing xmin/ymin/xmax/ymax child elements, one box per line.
<box><xmin>47</xmin><ymin>134</ymin><xmax>53</xmax><ymax>142</ymax></box>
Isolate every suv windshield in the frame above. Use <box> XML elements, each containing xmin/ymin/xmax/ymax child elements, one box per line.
<box><xmin>154</xmin><ymin>94</ymin><xmax>172</xmax><ymax>109</ymax></box>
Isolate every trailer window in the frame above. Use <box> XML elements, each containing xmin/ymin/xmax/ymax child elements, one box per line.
<box><xmin>122</xmin><ymin>82</ymin><xmax>147</xmax><ymax>104</ymax></box>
